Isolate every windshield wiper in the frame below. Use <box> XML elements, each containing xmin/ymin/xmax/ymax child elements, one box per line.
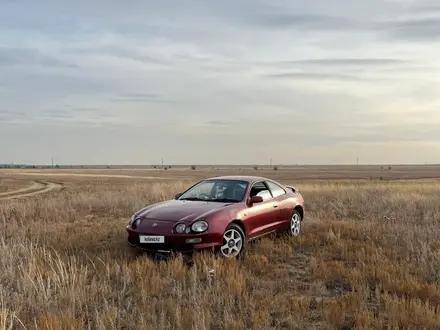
<box><xmin>211</xmin><ymin>198</ymin><xmax>239</xmax><ymax>203</ymax></box>
<box><xmin>180</xmin><ymin>197</ymin><xmax>204</xmax><ymax>201</ymax></box>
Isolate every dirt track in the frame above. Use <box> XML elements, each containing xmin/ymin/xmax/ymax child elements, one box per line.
<box><xmin>0</xmin><ymin>181</ymin><xmax>63</xmax><ymax>200</ymax></box>
<box><xmin>1</xmin><ymin>171</ymin><xmax>176</xmax><ymax>180</ymax></box>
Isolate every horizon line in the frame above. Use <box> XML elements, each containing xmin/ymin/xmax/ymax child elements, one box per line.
<box><xmin>1</xmin><ymin>163</ymin><xmax>439</xmax><ymax>167</ymax></box>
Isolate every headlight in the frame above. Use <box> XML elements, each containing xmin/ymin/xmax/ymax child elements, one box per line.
<box><xmin>132</xmin><ymin>217</ymin><xmax>141</xmax><ymax>229</ymax></box>
<box><xmin>191</xmin><ymin>221</ymin><xmax>208</xmax><ymax>233</ymax></box>
<box><xmin>175</xmin><ymin>223</ymin><xmax>186</xmax><ymax>233</ymax></box>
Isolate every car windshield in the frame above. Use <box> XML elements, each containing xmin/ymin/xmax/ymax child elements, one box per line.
<box><xmin>178</xmin><ymin>179</ymin><xmax>248</xmax><ymax>202</ymax></box>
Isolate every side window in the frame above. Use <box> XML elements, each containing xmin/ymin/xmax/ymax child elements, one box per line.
<box><xmin>256</xmin><ymin>190</ymin><xmax>272</xmax><ymax>201</ymax></box>
<box><xmin>266</xmin><ymin>181</ymin><xmax>286</xmax><ymax>198</ymax></box>
<box><xmin>250</xmin><ymin>181</ymin><xmax>273</xmax><ymax>201</ymax></box>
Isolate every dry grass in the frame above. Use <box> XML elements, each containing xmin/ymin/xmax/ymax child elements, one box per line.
<box><xmin>0</xmin><ymin>178</ymin><xmax>31</xmax><ymax>194</ymax></box>
<box><xmin>1</xmin><ymin>170</ymin><xmax>440</xmax><ymax>329</ymax></box>
<box><xmin>4</xmin><ymin>163</ymin><xmax>440</xmax><ymax>181</ymax></box>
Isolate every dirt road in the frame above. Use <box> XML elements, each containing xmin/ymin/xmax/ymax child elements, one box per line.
<box><xmin>0</xmin><ymin>181</ymin><xmax>63</xmax><ymax>200</ymax></box>
<box><xmin>1</xmin><ymin>171</ymin><xmax>176</xmax><ymax>180</ymax></box>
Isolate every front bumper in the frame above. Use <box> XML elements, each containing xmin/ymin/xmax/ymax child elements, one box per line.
<box><xmin>126</xmin><ymin>226</ymin><xmax>221</xmax><ymax>255</ymax></box>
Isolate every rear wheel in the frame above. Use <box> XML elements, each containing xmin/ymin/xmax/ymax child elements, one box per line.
<box><xmin>287</xmin><ymin>209</ymin><xmax>302</xmax><ymax>237</ymax></box>
<box><xmin>219</xmin><ymin>223</ymin><xmax>245</xmax><ymax>259</ymax></box>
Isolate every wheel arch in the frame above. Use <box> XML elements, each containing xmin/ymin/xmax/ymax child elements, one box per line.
<box><xmin>230</xmin><ymin>219</ymin><xmax>247</xmax><ymax>237</ymax></box>
<box><xmin>293</xmin><ymin>205</ymin><xmax>304</xmax><ymax>220</ymax></box>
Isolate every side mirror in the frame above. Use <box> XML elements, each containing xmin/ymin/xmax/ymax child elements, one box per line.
<box><xmin>175</xmin><ymin>193</ymin><xmax>182</xmax><ymax>200</ymax></box>
<box><xmin>248</xmin><ymin>195</ymin><xmax>263</xmax><ymax>205</ymax></box>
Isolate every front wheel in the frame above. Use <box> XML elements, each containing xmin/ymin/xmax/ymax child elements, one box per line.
<box><xmin>287</xmin><ymin>209</ymin><xmax>302</xmax><ymax>237</ymax></box>
<box><xmin>219</xmin><ymin>223</ymin><xmax>245</xmax><ymax>259</ymax></box>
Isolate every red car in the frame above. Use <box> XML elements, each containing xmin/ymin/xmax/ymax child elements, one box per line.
<box><xmin>126</xmin><ymin>175</ymin><xmax>305</xmax><ymax>258</ymax></box>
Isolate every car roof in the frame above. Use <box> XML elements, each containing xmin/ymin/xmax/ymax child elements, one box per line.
<box><xmin>203</xmin><ymin>175</ymin><xmax>272</xmax><ymax>184</ymax></box>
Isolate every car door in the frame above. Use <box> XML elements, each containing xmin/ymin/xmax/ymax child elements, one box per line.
<box><xmin>265</xmin><ymin>180</ymin><xmax>290</xmax><ymax>230</ymax></box>
<box><xmin>243</xmin><ymin>181</ymin><xmax>280</xmax><ymax>239</ymax></box>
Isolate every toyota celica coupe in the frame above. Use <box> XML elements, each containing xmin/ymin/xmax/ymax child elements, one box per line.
<box><xmin>126</xmin><ymin>175</ymin><xmax>305</xmax><ymax>258</ymax></box>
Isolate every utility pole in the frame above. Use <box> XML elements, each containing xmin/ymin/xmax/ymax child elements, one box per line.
<box><xmin>161</xmin><ymin>158</ymin><xmax>164</xmax><ymax>168</ymax></box>
<box><xmin>52</xmin><ymin>157</ymin><xmax>54</xmax><ymax>168</ymax></box>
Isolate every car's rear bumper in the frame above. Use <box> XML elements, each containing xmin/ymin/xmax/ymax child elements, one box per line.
<box><xmin>126</xmin><ymin>226</ymin><xmax>221</xmax><ymax>255</ymax></box>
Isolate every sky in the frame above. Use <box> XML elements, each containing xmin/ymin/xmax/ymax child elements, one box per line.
<box><xmin>1</xmin><ymin>0</ymin><xmax>440</xmax><ymax>165</ymax></box>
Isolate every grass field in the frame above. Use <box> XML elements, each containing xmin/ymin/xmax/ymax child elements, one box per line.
<box><xmin>0</xmin><ymin>177</ymin><xmax>32</xmax><ymax>194</ymax></box>
<box><xmin>1</xmin><ymin>166</ymin><xmax>440</xmax><ymax>329</ymax></box>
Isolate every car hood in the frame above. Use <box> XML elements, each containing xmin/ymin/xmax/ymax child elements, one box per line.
<box><xmin>135</xmin><ymin>199</ymin><xmax>233</xmax><ymax>223</ymax></box>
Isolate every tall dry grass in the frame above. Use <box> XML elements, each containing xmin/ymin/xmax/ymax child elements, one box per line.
<box><xmin>1</xmin><ymin>177</ymin><xmax>440</xmax><ymax>329</ymax></box>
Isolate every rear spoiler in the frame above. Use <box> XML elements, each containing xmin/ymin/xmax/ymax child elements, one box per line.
<box><xmin>285</xmin><ymin>185</ymin><xmax>299</xmax><ymax>194</ymax></box>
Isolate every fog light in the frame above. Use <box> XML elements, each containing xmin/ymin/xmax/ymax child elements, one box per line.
<box><xmin>185</xmin><ymin>238</ymin><xmax>202</xmax><ymax>244</ymax></box>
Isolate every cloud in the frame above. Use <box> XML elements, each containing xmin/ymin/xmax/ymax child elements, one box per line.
<box><xmin>262</xmin><ymin>72</ymin><xmax>366</xmax><ymax>81</ymax></box>
<box><xmin>243</xmin><ymin>13</ymin><xmax>361</xmax><ymax>31</ymax></box>
<box><xmin>110</xmin><ymin>93</ymin><xmax>175</xmax><ymax>104</ymax></box>
<box><xmin>1</xmin><ymin>0</ymin><xmax>440</xmax><ymax>164</ymax></box>
<box><xmin>384</xmin><ymin>18</ymin><xmax>440</xmax><ymax>42</ymax></box>
<box><xmin>278</xmin><ymin>58</ymin><xmax>406</xmax><ymax>66</ymax></box>
<box><xmin>0</xmin><ymin>46</ymin><xmax>77</xmax><ymax>68</ymax></box>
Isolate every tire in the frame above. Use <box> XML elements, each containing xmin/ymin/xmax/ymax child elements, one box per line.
<box><xmin>287</xmin><ymin>209</ymin><xmax>302</xmax><ymax>237</ymax></box>
<box><xmin>219</xmin><ymin>223</ymin><xmax>246</xmax><ymax>259</ymax></box>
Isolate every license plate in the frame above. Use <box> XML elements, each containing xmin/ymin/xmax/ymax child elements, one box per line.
<box><xmin>139</xmin><ymin>235</ymin><xmax>165</xmax><ymax>243</ymax></box>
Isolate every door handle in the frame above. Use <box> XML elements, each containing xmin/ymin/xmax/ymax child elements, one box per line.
<box><xmin>273</xmin><ymin>204</ymin><xmax>278</xmax><ymax>208</ymax></box>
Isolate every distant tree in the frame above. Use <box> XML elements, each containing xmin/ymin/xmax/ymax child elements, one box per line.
<box><xmin>191</xmin><ymin>165</ymin><xmax>196</xmax><ymax>170</ymax></box>
<box><xmin>254</xmin><ymin>166</ymin><xmax>258</xmax><ymax>170</ymax></box>
<box><xmin>273</xmin><ymin>165</ymin><xmax>278</xmax><ymax>170</ymax></box>
<box><xmin>388</xmin><ymin>166</ymin><xmax>392</xmax><ymax>170</ymax></box>
<box><xmin>55</xmin><ymin>164</ymin><xmax>60</xmax><ymax>169</ymax></box>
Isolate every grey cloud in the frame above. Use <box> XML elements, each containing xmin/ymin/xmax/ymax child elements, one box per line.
<box><xmin>65</xmin><ymin>107</ymin><xmax>100</xmax><ymax>113</ymax></box>
<box><xmin>110</xmin><ymin>93</ymin><xmax>175</xmax><ymax>104</ymax></box>
<box><xmin>40</xmin><ymin>109</ymin><xmax>75</xmax><ymax>119</ymax></box>
<box><xmin>0</xmin><ymin>46</ymin><xmax>77</xmax><ymax>68</ymax></box>
<box><xmin>203</xmin><ymin>120</ymin><xmax>232</xmax><ymax>127</ymax></box>
<box><xmin>65</xmin><ymin>45</ymin><xmax>169</xmax><ymax>66</ymax></box>
<box><xmin>403</xmin><ymin>1</ymin><xmax>440</xmax><ymax>13</ymax></box>
<box><xmin>0</xmin><ymin>110</ymin><xmax>28</xmax><ymax>123</ymax></box>
<box><xmin>263</xmin><ymin>72</ymin><xmax>366</xmax><ymax>81</ymax></box>
<box><xmin>0</xmin><ymin>107</ymin><xmax>125</xmax><ymax>128</ymax></box>
<box><xmin>191</xmin><ymin>117</ymin><xmax>440</xmax><ymax>148</ymax></box>
<box><xmin>279</xmin><ymin>58</ymin><xmax>407</xmax><ymax>66</ymax></box>
<box><xmin>379</xmin><ymin>17</ymin><xmax>440</xmax><ymax>42</ymax></box>
<box><xmin>0</xmin><ymin>110</ymin><xmax>27</xmax><ymax>117</ymax></box>
<box><xmin>244</xmin><ymin>13</ymin><xmax>362</xmax><ymax>31</ymax></box>
<box><xmin>0</xmin><ymin>71</ymin><xmax>118</xmax><ymax>96</ymax></box>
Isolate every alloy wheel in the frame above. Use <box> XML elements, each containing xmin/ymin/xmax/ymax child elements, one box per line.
<box><xmin>290</xmin><ymin>212</ymin><xmax>301</xmax><ymax>236</ymax></box>
<box><xmin>220</xmin><ymin>228</ymin><xmax>244</xmax><ymax>258</ymax></box>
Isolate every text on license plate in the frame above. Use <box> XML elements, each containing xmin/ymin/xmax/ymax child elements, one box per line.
<box><xmin>139</xmin><ymin>235</ymin><xmax>165</xmax><ymax>243</ymax></box>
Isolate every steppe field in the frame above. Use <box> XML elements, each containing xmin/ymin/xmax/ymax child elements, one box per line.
<box><xmin>1</xmin><ymin>165</ymin><xmax>440</xmax><ymax>330</ymax></box>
